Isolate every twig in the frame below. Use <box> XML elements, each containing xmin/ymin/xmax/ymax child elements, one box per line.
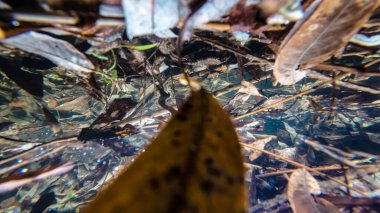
<box><xmin>195</xmin><ymin>35</ymin><xmax>273</xmax><ymax>66</ymax></box>
<box><xmin>0</xmin><ymin>144</ymin><xmax>67</xmax><ymax>176</ymax></box>
<box><xmin>255</xmin><ymin>164</ymin><xmax>377</xmax><ymax>178</ymax></box>
<box><xmin>309</xmin><ymin>71</ymin><xmax>380</xmax><ymax>94</ymax></box>
<box><xmin>314</xmin><ymin>64</ymin><xmax>380</xmax><ymax>77</ymax></box>
<box><xmin>234</xmin><ymin>73</ymin><xmax>351</xmax><ymax>120</ymax></box>
<box><xmin>214</xmin><ymin>73</ymin><xmax>271</xmax><ymax>97</ymax></box>
<box><xmin>0</xmin><ymin>137</ymin><xmax>77</xmax><ymax>169</ymax></box>
<box><xmin>240</xmin><ymin>142</ymin><xmax>368</xmax><ymax>197</ymax></box>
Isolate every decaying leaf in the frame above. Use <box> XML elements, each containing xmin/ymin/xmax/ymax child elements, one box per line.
<box><xmin>86</xmin><ymin>88</ymin><xmax>246</xmax><ymax>212</ymax></box>
<box><xmin>274</xmin><ymin>0</ymin><xmax>380</xmax><ymax>85</ymax></box>
<box><xmin>247</xmin><ymin>136</ymin><xmax>274</xmax><ymax>161</ymax></box>
<box><xmin>2</xmin><ymin>31</ymin><xmax>95</xmax><ymax>76</ymax></box>
<box><xmin>314</xmin><ymin>197</ymin><xmax>340</xmax><ymax>213</ymax></box>
<box><xmin>238</xmin><ymin>80</ymin><xmax>264</xmax><ymax>98</ymax></box>
<box><xmin>287</xmin><ymin>169</ymin><xmax>321</xmax><ymax>213</ymax></box>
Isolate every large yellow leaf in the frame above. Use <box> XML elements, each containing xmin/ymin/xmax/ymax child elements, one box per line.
<box><xmin>85</xmin><ymin>88</ymin><xmax>246</xmax><ymax>213</ymax></box>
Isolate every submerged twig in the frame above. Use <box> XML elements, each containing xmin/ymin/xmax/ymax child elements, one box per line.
<box><xmin>309</xmin><ymin>71</ymin><xmax>380</xmax><ymax>94</ymax></box>
<box><xmin>234</xmin><ymin>73</ymin><xmax>352</xmax><ymax>120</ymax></box>
<box><xmin>255</xmin><ymin>164</ymin><xmax>377</xmax><ymax>178</ymax></box>
<box><xmin>314</xmin><ymin>64</ymin><xmax>380</xmax><ymax>77</ymax></box>
<box><xmin>240</xmin><ymin>142</ymin><xmax>368</xmax><ymax>197</ymax></box>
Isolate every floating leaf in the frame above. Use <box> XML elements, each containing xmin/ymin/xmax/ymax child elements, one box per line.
<box><xmin>86</xmin><ymin>88</ymin><xmax>246</xmax><ymax>212</ymax></box>
<box><xmin>2</xmin><ymin>31</ymin><xmax>95</xmax><ymax>76</ymax></box>
<box><xmin>287</xmin><ymin>169</ymin><xmax>321</xmax><ymax>213</ymax></box>
<box><xmin>274</xmin><ymin>0</ymin><xmax>380</xmax><ymax>85</ymax></box>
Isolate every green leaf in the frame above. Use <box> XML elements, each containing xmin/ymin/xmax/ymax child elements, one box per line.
<box><xmin>92</xmin><ymin>53</ymin><xmax>109</xmax><ymax>61</ymax></box>
<box><xmin>125</xmin><ymin>43</ymin><xmax>158</xmax><ymax>51</ymax></box>
<box><xmin>111</xmin><ymin>70</ymin><xmax>118</xmax><ymax>80</ymax></box>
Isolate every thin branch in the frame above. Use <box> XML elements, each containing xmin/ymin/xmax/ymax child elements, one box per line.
<box><xmin>309</xmin><ymin>71</ymin><xmax>380</xmax><ymax>94</ymax></box>
<box><xmin>255</xmin><ymin>164</ymin><xmax>377</xmax><ymax>178</ymax></box>
<box><xmin>240</xmin><ymin>142</ymin><xmax>368</xmax><ymax>197</ymax></box>
<box><xmin>314</xmin><ymin>63</ymin><xmax>380</xmax><ymax>77</ymax></box>
<box><xmin>234</xmin><ymin>73</ymin><xmax>351</xmax><ymax>120</ymax></box>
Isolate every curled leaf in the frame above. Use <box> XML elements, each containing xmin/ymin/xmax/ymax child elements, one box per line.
<box><xmin>274</xmin><ymin>0</ymin><xmax>380</xmax><ymax>85</ymax></box>
<box><xmin>86</xmin><ymin>88</ymin><xmax>246</xmax><ymax>212</ymax></box>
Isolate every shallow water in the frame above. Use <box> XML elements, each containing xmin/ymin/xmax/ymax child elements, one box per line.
<box><xmin>1</xmin><ymin>39</ymin><xmax>380</xmax><ymax>212</ymax></box>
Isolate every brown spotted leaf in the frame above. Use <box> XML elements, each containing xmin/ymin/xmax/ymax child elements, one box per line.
<box><xmin>287</xmin><ymin>169</ymin><xmax>321</xmax><ymax>213</ymax></box>
<box><xmin>85</xmin><ymin>88</ymin><xmax>246</xmax><ymax>213</ymax></box>
<box><xmin>274</xmin><ymin>0</ymin><xmax>380</xmax><ymax>85</ymax></box>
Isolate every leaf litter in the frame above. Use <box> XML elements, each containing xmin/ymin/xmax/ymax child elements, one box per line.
<box><xmin>0</xmin><ymin>0</ymin><xmax>380</xmax><ymax>212</ymax></box>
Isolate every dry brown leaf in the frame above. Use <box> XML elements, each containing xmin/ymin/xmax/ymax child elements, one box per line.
<box><xmin>238</xmin><ymin>80</ymin><xmax>264</xmax><ymax>97</ymax></box>
<box><xmin>274</xmin><ymin>0</ymin><xmax>380</xmax><ymax>85</ymax></box>
<box><xmin>247</xmin><ymin>136</ymin><xmax>273</xmax><ymax>161</ymax></box>
<box><xmin>287</xmin><ymin>169</ymin><xmax>321</xmax><ymax>213</ymax></box>
<box><xmin>315</xmin><ymin>197</ymin><xmax>340</xmax><ymax>213</ymax></box>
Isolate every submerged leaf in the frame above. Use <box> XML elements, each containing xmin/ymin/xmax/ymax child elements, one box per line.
<box><xmin>287</xmin><ymin>169</ymin><xmax>321</xmax><ymax>213</ymax></box>
<box><xmin>122</xmin><ymin>0</ymin><xmax>181</xmax><ymax>39</ymax></box>
<box><xmin>2</xmin><ymin>31</ymin><xmax>95</xmax><ymax>76</ymax></box>
<box><xmin>86</xmin><ymin>88</ymin><xmax>246</xmax><ymax>212</ymax></box>
<box><xmin>274</xmin><ymin>0</ymin><xmax>380</xmax><ymax>85</ymax></box>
